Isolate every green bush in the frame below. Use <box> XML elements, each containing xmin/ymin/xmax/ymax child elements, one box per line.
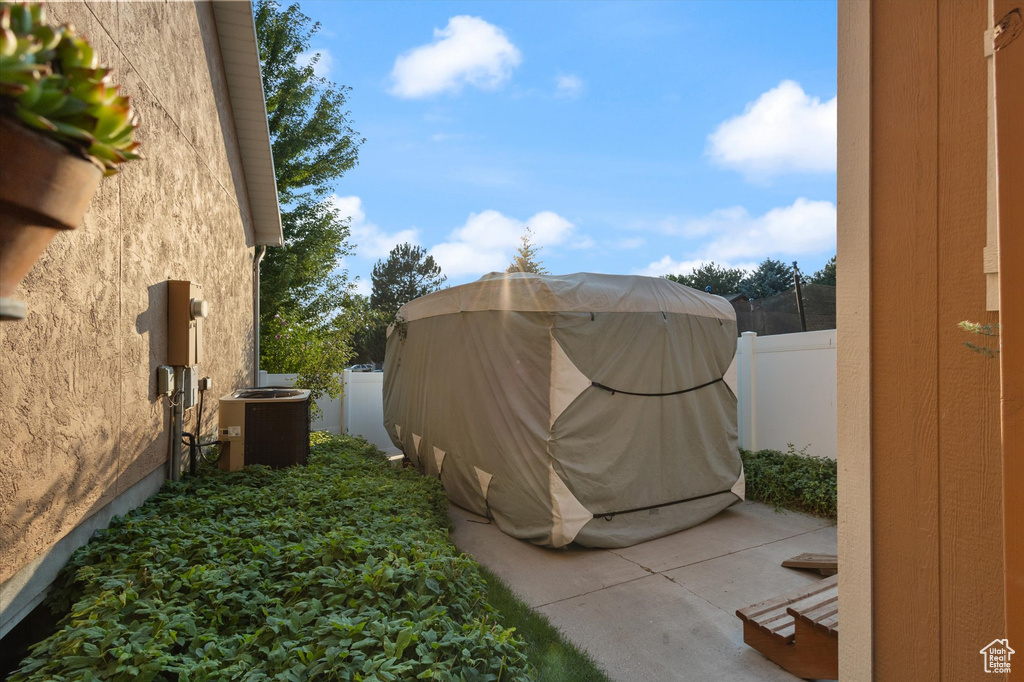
<box><xmin>741</xmin><ymin>446</ymin><xmax>838</xmax><ymax>520</ymax></box>
<box><xmin>10</xmin><ymin>434</ymin><xmax>531</xmax><ymax>681</ymax></box>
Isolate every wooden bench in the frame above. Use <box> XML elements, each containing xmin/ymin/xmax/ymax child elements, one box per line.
<box><xmin>736</xmin><ymin>575</ymin><xmax>838</xmax><ymax>680</ymax></box>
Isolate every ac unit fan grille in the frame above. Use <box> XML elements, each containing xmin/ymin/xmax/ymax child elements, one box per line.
<box><xmin>243</xmin><ymin>399</ymin><xmax>310</xmax><ymax>468</ymax></box>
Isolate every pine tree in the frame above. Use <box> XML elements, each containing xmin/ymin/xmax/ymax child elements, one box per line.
<box><xmin>809</xmin><ymin>255</ymin><xmax>837</xmax><ymax>286</ymax></box>
<box><xmin>739</xmin><ymin>258</ymin><xmax>795</xmax><ymax>299</ymax></box>
<box><xmin>362</xmin><ymin>243</ymin><xmax>446</xmax><ymax>362</ymax></box>
<box><xmin>506</xmin><ymin>227</ymin><xmax>548</xmax><ymax>274</ymax></box>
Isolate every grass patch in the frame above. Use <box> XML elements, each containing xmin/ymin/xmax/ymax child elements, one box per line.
<box><xmin>741</xmin><ymin>446</ymin><xmax>837</xmax><ymax>520</ymax></box>
<box><xmin>477</xmin><ymin>567</ymin><xmax>611</xmax><ymax>682</ymax></box>
<box><xmin>10</xmin><ymin>434</ymin><xmax>532</xmax><ymax>681</ymax></box>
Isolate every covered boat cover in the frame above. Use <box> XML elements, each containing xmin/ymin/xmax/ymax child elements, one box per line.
<box><xmin>383</xmin><ymin>272</ymin><xmax>743</xmax><ymax>549</ymax></box>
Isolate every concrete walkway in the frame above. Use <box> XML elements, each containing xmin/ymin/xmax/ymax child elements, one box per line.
<box><xmin>448</xmin><ymin>500</ymin><xmax>837</xmax><ymax>681</ymax></box>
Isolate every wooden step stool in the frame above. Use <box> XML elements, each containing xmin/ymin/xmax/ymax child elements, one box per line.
<box><xmin>735</xmin><ymin>575</ymin><xmax>839</xmax><ymax>680</ymax></box>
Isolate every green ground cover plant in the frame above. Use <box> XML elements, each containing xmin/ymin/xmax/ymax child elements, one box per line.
<box><xmin>10</xmin><ymin>434</ymin><xmax>532</xmax><ymax>681</ymax></box>
<box><xmin>741</xmin><ymin>446</ymin><xmax>838</xmax><ymax>520</ymax></box>
<box><xmin>475</xmin><ymin>567</ymin><xmax>610</xmax><ymax>682</ymax></box>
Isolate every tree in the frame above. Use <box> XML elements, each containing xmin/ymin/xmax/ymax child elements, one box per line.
<box><xmin>363</xmin><ymin>243</ymin><xmax>446</xmax><ymax>362</ymax></box>
<box><xmin>370</xmin><ymin>243</ymin><xmax>446</xmax><ymax>313</ymax></box>
<box><xmin>808</xmin><ymin>255</ymin><xmax>836</xmax><ymax>286</ymax></box>
<box><xmin>666</xmin><ymin>262</ymin><xmax>747</xmax><ymax>295</ymax></box>
<box><xmin>739</xmin><ymin>258</ymin><xmax>795</xmax><ymax>299</ymax></box>
<box><xmin>254</xmin><ymin>0</ymin><xmax>365</xmax><ymax>400</ymax></box>
<box><xmin>506</xmin><ymin>227</ymin><xmax>548</xmax><ymax>274</ymax></box>
<box><xmin>256</xmin><ymin>1</ymin><xmax>361</xmax><ymax>205</ymax></box>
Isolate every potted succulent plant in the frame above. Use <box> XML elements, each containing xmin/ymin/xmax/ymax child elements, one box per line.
<box><xmin>0</xmin><ymin>1</ymin><xmax>140</xmax><ymax>319</ymax></box>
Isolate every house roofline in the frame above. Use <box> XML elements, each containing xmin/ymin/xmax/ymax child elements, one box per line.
<box><xmin>211</xmin><ymin>1</ymin><xmax>283</xmax><ymax>248</ymax></box>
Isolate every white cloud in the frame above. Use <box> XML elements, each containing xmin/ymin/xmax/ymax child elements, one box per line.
<box><xmin>616</xmin><ymin>237</ymin><xmax>646</xmax><ymax>250</ymax></box>
<box><xmin>296</xmin><ymin>49</ymin><xmax>334</xmax><ymax>78</ymax></box>
<box><xmin>389</xmin><ymin>16</ymin><xmax>521</xmax><ymax>98</ymax></box>
<box><xmin>555</xmin><ymin>74</ymin><xmax>584</xmax><ymax>98</ymax></box>
<box><xmin>707</xmin><ymin>80</ymin><xmax>836</xmax><ymax>179</ymax></box>
<box><xmin>636</xmin><ymin>197</ymin><xmax>836</xmax><ymax>276</ymax></box>
<box><xmin>329</xmin><ymin>195</ymin><xmax>419</xmax><ymax>260</ymax></box>
<box><xmin>635</xmin><ymin>257</ymin><xmax>758</xmax><ymax>279</ymax></box>
<box><xmin>429</xmin><ymin>209</ymin><xmax>575</xmax><ymax>277</ymax></box>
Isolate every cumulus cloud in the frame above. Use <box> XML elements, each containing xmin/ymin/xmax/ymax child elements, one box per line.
<box><xmin>429</xmin><ymin>210</ymin><xmax>575</xmax><ymax>277</ymax></box>
<box><xmin>555</xmin><ymin>74</ymin><xmax>584</xmax><ymax>98</ymax></box>
<box><xmin>296</xmin><ymin>49</ymin><xmax>334</xmax><ymax>78</ymax></box>
<box><xmin>389</xmin><ymin>16</ymin><xmax>521</xmax><ymax>98</ymax></box>
<box><xmin>707</xmin><ymin>80</ymin><xmax>836</xmax><ymax>179</ymax></box>
<box><xmin>636</xmin><ymin>197</ymin><xmax>836</xmax><ymax>276</ymax></box>
<box><xmin>329</xmin><ymin>195</ymin><xmax>419</xmax><ymax>260</ymax></box>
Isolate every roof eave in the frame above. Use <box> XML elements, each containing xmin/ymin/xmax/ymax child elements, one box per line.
<box><xmin>211</xmin><ymin>1</ymin><xmax>283</xmax><ymax>248</ymax></box>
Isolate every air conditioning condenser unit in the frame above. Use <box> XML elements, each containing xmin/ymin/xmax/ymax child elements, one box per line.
<box><xmin>217</xmin><ymin>388</ymin><xmax>311</xmax><ymax>471</ymax></box>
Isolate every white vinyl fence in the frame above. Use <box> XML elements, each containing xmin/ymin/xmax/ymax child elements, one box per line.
<box><xmin>261</xmin><ymin>329</ymin><xmax>837</xmax><ymax>462</ymax></box>
<box><xmin>259</xmin><ymin>370</ymin><xmax>398</xmax><ymax>454</ymax></box>
<box><xmin>730</xmin><ymin>330</ymin><xmax>837</xmax><ymax>459</ymax></box>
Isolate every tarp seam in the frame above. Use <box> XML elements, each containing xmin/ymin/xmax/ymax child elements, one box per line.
<box><xmin>595</xmin><ymin>487</ymin><xmax>735</xmax><ymax>520</ymax></box>
<box><xmin>590</xmin><ymin>376</ymin><xmax>724</xmax><ymax>397</ymax></box>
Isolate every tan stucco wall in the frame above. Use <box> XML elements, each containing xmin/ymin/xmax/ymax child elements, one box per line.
<box><xmin>0</xmin><ymin>1</ymin><xmax>257</xmax><ymax>585</ymax></box>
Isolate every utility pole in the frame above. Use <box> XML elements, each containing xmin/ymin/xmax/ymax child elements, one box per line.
<box><xmin>793</xmin><ymin>261</ymin><xmax>807</xmax><ymax>332</ymax></box>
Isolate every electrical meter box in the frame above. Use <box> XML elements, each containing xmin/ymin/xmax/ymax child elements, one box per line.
<box><xmin>167</xmin><ymin>280</ymin><xmax>207</xmax><ymax>366</ymax></box>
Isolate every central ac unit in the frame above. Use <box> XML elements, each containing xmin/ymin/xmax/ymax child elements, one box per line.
<box><xmin>217</xmin><ymin>388</ymin><xmax>311</xmax><ymax>470</ymax></box>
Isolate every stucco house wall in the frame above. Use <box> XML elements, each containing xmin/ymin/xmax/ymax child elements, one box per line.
<box><xmin>0</xmin><ymin>1</ymin><xmax>271</xmax><ymax>624</ymax></box>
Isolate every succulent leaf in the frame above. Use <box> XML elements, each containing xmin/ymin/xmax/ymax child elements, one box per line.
<box><xmin>15</xmin><ymin>105</ymin><xmax>55</xmax><ymax>131</ymax></box>
<box><xmin>0</xmin><ymin>26</ymin><xmax>15</xmax><ymax>57</ymax></box>
<box><xmin>51</xmin><ymin>117</ymin><xmax>95</xmax><ymax>142</ymax></box>
<box><xmin>0</xmin><ymin>1</ymin><xmax>139</xmax><ymax>173</ymax></box>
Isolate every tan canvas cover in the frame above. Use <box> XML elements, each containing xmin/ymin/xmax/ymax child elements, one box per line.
<box><xmin>383</xmin><ymin>272</ymin><xmax>743</xmax><ymax>548</ymax></box>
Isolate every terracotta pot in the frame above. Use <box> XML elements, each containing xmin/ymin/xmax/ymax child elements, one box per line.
<box><xmin>0</xmin><ymin>117</ymin><xmax>104</xmax><ymax>319</ymax></box>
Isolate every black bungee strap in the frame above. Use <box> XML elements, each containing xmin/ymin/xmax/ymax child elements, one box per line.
<box><xmin>597</xmin><ymin>487</ymin><xmax>735</xmax><ymax>521</ymax></box>
<box><xmin>590</xmin><ymin>376</ymin><xmax>724</xmax><ymax>397</ymax></box>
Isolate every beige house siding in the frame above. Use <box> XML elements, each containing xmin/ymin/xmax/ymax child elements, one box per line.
<box><xmin>838</xmin><ymin>0</ymin><xmax>1006</xmax><ymax>679</ymax></box>
<box><xmin>994</xmin><ymin>0</ymin><xmax>1024</xmax><ymax>653</ymax></box>
<box><xmin>0</xmin><ymin>2</ymin><xmax>259</xmax><ymax>587</ymax></box>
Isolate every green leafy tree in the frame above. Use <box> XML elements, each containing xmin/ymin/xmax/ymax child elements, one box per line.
<box><xmin>256</xmin><ymin>1</ymin><xmax>361</xmax><ymax>205</ymax></box>
<box><xmin>254</xmin><ymin>0</ymin><xmax>365</xmax><ymax>400</ymax></box>
<box><xmin>808</xmin><ymin>255</ymin><xmax>836</xmax><ymax>286</ymax></box>
<box><xmin>739</xmin><ymin>258</ymin><xmax>795</xmax><ymax>299</ymax></box>
<box><xmin>506</xmin><ymin>227</ymin><xmax>548</xmax><ymax>274</ymax></box>
<box><xmin>666</xmin><ymin>262</ymin><xmax>747</xmax><ymax>295</ymax></box>
<box><xmin>364</xmin><ymin>243</ymin><xmax>446</xmax><ymax>362</ymax></box>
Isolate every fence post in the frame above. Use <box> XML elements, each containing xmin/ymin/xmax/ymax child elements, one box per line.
<box><xmin>738</xmin><ymin>331</ymin><xmax>758</xmax><ymax>451</ymax></box>
<box><xmin>341</xmin><ymin>370</ymin><xmax>351</xmax><ymax>435</ymax></box>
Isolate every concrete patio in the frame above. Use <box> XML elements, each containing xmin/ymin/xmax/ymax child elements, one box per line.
<box><xmin>448</xmin><ymin>500</ymin><xmax>837</xmax><ymax>681</ymax></box>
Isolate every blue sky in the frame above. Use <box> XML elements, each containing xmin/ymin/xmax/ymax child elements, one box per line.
<box><xmin>295</xmin><ymin>1</ymin><xmax>838</xmax><ymax>294</ymax></box>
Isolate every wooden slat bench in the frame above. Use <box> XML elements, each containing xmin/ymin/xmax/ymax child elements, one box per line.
<box><xmin>736</xmin><ymin>575</ymin><xmax>838</xmax><ymax>680</ymax></box>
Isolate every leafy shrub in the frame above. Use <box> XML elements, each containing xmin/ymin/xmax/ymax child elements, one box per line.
<box><xmin>10</xmin><ymin>434</ymin><xmax>531</xmax><ymax>681</ymax></box>
<box><xmin>740</xmin><ymin>445</ymin><xmax>837</xmax><ymax>520</ymax></box>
